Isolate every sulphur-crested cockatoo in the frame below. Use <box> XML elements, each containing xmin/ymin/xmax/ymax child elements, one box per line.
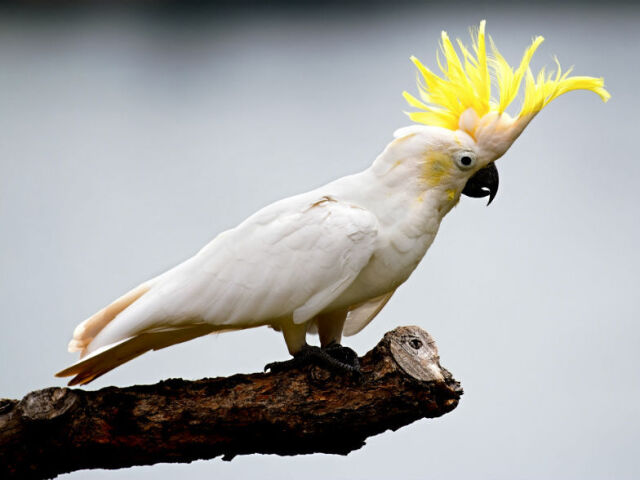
<box><xmin>57</xmin><ymin>21</ymin><xmax>609</xmax><ymax>385</ymax></box>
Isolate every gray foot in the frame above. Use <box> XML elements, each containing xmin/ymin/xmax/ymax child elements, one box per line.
<box><xmin>264</xmin><ymin>344</ymin><xmax>360</xmax><ymax>374</ymax></box>
<box><xmin>323</xmin><ymin>342</ymin><xmax>360</xmax><ymax>371</ymax></box>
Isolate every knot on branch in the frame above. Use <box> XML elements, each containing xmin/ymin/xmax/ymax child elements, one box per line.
<box><xmin>19</xmin><ymin>388</ymin><xmax>79</xmax><ymax>422</ymax></box>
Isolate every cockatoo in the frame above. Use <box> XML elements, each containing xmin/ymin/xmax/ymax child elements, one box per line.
<box><xmin>56</xmin><ymin>21</ymin><xmax>609</xmax><ymax>385</ymax></box>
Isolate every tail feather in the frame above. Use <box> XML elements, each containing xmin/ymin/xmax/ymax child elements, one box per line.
<box><xmin>69</xmin><ymin>282</ymin><xmax>152</xmax><ymax>358</ymax></box>
<box><xmin>56</xmin><ymin>324</ymin><xmax>216</xmax><ymax>386</ymax></box>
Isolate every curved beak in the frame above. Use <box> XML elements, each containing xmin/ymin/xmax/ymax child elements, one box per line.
<box><xmin>462</xmin><ymin>162</ymin><xmax>499</xmax><ymax>206</ymax></box>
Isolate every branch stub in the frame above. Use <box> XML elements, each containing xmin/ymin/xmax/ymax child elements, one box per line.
<box><xmin>388</xmin><ymin>326</ymin><xmax>444</xmax><ymax>382</ymax></box>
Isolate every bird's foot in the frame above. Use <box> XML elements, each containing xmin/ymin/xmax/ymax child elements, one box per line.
<box><xmin>323</xmin><ymin>342</ymin><xmax>360</xmax><ymax>371</ymax></box>
<box><xmin>264</xmin><ymin>344</ymin><xmax>360</xmax><ymax>375</ymax></box>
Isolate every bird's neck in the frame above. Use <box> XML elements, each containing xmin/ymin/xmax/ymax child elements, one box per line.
<box><xmin>356</xmin><ymin>142</ymin><xmax>461</xmax><ymax>231</ymax></box>
<box><xmin>325</xmin><ymin>165</ymin><xmax>456</xmax><ymax>249</ymax></box>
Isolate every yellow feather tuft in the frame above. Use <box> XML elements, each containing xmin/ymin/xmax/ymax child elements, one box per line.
<box><xmin>404</xmin><ymin>20</ymin><xmax>610</xmax><ymax>132</ymax></box>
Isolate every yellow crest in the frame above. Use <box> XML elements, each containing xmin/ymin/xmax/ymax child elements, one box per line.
<box><xmin>403</xmin><ymin>21</ymin><xmax>610</xmax><ymax>133</ymax></box>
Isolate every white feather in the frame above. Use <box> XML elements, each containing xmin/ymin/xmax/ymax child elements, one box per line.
<box><xmin>57</xmin><ymin>125</ymin><xmax>475</xmax><ymax>384</ymax></box>
<box><xmin>65</xmin><ymin>196</ymin><xmax>378</xmax><ymax>362</ymax></box>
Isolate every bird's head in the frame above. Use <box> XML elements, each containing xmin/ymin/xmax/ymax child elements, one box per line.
<box><xmin>396</xmin><ymin>20</ymin><xmax>609</xmax><ymax>205</ymax></box>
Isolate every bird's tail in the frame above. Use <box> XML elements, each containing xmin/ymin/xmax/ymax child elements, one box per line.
<box><xmin>55</xmin><ymin>324</ymin><xmax>216</xmax><ymax>385</ymax></box>
<box><xmin>67</xmin><ymin>282</ymin><xmax>153</xmax><ymax>358</ymax></box>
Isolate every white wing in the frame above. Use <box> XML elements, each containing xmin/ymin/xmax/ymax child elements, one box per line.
<box><xmin>57</xmin><ymin>194</ymin><xmax>378</xmax><ymax>384</ymax></box>
<box><xmin>343</xmin><ymin>290</ymin><xmax>395</xmax><ymax>336</ymax></box>
<box><xmin>65</xmin><ymin>195</ymin><xmax>379</xmax><ymax>363</ymax></box>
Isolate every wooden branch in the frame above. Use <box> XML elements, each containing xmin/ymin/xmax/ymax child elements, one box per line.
<box><xmin>0</xmin><ymin>326</ymin><xmax>462</xmax><ymax>479</ymax></box>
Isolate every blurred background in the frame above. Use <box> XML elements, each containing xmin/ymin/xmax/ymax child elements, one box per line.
<box><xmin>1</xmin><ymin>1</ymin><xmax>638</xmax><ymax>478</ymax></box>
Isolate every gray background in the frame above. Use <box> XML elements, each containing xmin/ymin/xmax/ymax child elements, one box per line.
<box><xmin>1</xmin><ymin>2</ymin><xmax>638</xmax><ymax>478</ymax></box>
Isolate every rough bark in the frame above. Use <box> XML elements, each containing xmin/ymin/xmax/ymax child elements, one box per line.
<box><xmin>0</xmin><ymin>326</ymin><xmax>462</xmax><ymax>479</ymax></box>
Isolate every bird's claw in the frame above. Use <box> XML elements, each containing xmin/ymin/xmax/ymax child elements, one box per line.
<box><xmin>264</xmin><ymin>344</ymin><xmax>360</xmax><ymax>375</ymax></box>
<box><xmin>323</xmin><ymin>342</ymin><xmax>360</xmax><ymax>371</ymax></box>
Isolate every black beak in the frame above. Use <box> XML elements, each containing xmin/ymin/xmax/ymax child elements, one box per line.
<box><xmin>461</xmin><ymin>162</ymin><xmax>499</xmax><ymax>206</ymax></box>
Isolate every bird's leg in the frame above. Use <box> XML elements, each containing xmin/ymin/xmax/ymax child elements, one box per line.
<box><xmin>317</xmin><ymin>309</ymin><xmax>347</xmax><ymax>348</ymax></box>
<box><xmin>316</xmin><ymin>309</ymin><xmax>359</xmax><ymax>370</ymax></box>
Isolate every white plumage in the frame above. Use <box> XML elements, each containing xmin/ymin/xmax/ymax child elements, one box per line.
<box><xmin>57</xmin><ymin>126</ymin><xmax>470</xmax><ymax>385</ymax></box>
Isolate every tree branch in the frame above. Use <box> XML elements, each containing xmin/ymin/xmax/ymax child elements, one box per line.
<box><xmin>0</xmin><ymin>326</ymin><xmax>462</xmax><ymax>479</ymax></box>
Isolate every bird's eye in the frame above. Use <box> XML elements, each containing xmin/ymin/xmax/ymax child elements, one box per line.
<box><xmin>454</xmin><ymin>152</ymin><xmax>476</xmax><ymax>170</ymax></box>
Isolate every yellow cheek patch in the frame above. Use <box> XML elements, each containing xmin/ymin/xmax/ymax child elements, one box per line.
<box><xmin>446</xmin><ymin>188</ymin><xmax>457</xmax><ymax>200</ymax></box>
<box><xmin>422</xmin><ymin>151</ymin><xmax>452</xmax><ymax>186</ymax></box>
